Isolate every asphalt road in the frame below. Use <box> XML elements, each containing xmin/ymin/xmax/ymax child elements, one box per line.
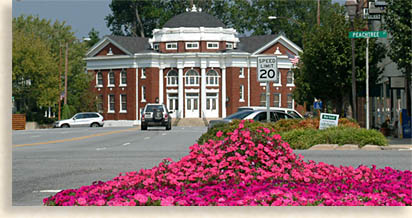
<box><xmin>12</xmin><ymin>126</ymin><xmax>412</xmax><ymax>206</ymax></box>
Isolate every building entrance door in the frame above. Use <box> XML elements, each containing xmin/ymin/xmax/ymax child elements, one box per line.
<box><xmin>185</xmin><ymin>93</ymin><xmax>199</xmax><ymax>118</ymax></box>
<box><xmin>205</xmin><ymin>93</ymin><xmax>219</xmax><ymax>118</ymax></box>
<box><xmin>167</xmin><ymin>93</ymin><xmax>178</xmax><ymax>118</ymax></box>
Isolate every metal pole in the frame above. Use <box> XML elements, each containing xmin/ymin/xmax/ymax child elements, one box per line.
<box><xmin>366</xmin><ymin>37</ymin><xmax>369</xmax><ymax>129</ymax></box>
<box><xmin>266</xmin><ymin>81</ymin><xmax>270</xmax><ymax>122</ymax></box>
<box><xmin>351</xmin><ymin>22</ymin><xmax>357</xmax><ymax>121</ymax></box>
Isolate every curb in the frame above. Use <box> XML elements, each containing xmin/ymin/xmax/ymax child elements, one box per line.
<box><xmin>308</xmin><ymin>144</ymin><xmax>411</xmax><ymax>151</ymax></box>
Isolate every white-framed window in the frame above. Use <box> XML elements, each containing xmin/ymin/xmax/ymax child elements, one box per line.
<box><xmin>226</xmin><ymin>42</ymin><xmax>233</xmax><ymax>49</ymax></box>
<box><xmin>287</xmin><ymin>94</ymin><xmax>293</xmax><ymax>109</ymax></box>
<box><xmin>206</xmin><ymin>70</ymin><xmax>219</xmax><ymax>86</ymax></box>
<box><xmin>141</xmin><ymin>68</ymin><xmax>146</xmax><ymax>79</ymax></box>
<box><xmin>185</xmin><ymin>42</ymin><xmax>199</xmax><ymax>50</ymax></box>
<box><xmin>108</xmin><ymin>94</ymin><xmax>115</xmax><ymax>113</ymax></box>
<box><xmin>96</xmin><ymin>71</ymin><xmax>103</xmax><ymax>87</ymax></box>
<box><xmin>273</xmin><ymin>71</ymin><xmax>281</xmax><ymax>86</ymax></box>
<box><xmin>141</xmin><ymin>86</ymin><xmax>146</xmax><ymax>102</ymax></box>
<box><xmin>108</xmin><ymin>71</ymin><xmax>115</xmax><ymax>87</ymax></box>
<box><xmin>185</xmin><ymin>69</ymin><xmax>200</xmax><ymax>86</ymax></box>
<box><xmin>120</xmin><ymin>69</ymin><xmax>127</xmax><ymax>86</ymax></box>
<box><xmin>240</xmin><ymin>85</ymin><xmax>245</xmax><ymax>102</ymax></box>
<box><xmin>239</xmin><ymin>68</ymin><xmax>245</xmax><ymax>78</ymax></box>
<box><xmin>273</xmin><ymin>93</ymin><xmax>281</xmax><ymax>107</ymax></box>
<box><xmin>166</xmin><ymin>70</ymin><xmax>178</xmax><ymax>86</ymax></box>
<box><xmin>260</xmin><ymin>93</ymin><xmax>267</xmax><ymax>106</ymax></box>
<box><xmin>207</xmin><ymin>42</ymin><xmax>219</xmax><ymax>49</ymax></box>
<box><xmin>287</xmin><ymin>70</ymin><xmax>294</xmax><ymax>86</ymax></box>
<box><xmin>153</xmin><ymin>43</ymin><xmax>159</xmax><ymax>51</ymax></box>
<box><xmin>166</xmin><ymin>42</ymin><xmax>177</xmax><ymax>50</ymax></box>
<box><xmin>120</xmin><ymin>94</ymin><xmax>127</xmax><ymax>112</ymax></box>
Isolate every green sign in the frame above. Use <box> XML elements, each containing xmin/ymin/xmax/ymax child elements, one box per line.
<box><xmin>349</xmin><ymin>31</ymin><xmax>387</xmax><ymax>38</ymax></box>
<box><xmin>322</xmin><ymin>114</ymin><xmax>337</xmax><ymax>120</ymax></box>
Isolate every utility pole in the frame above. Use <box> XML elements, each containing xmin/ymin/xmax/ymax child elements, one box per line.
<box><xmin>58</xmin><ymin>43</ymin><xmax>62</xmax><ymax>119</ymax></box>
<box><xmin>64</xmin><ymin>42</ymin><xmax>68</xmax><ymax>105</ymax></box>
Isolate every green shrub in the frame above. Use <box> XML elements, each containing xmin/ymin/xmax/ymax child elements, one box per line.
<box><xmin>281</xmin><ymin>127</ymin><xmax>388</xmax><ymax>149</ymax></box>
<box><xmin>199</xmin><ymin>120</ymin><xmax>388</xmax><ymax>149</ymax></box>
<box><xmin>62</xmin><ymin>104</ymin><xmax>73</xmax><ymax>119</ymax></box>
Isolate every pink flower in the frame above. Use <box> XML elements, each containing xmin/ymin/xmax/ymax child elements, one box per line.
<box><xmin>134</xmin><ymin>194</ymin><xmax>148</xmax><ymax>205</ymax></box>
<box><xmin>161</xmin><ymin>196</ymin><xmax>175</xmax><ymax>206</ymax></box>
<box><xmin>216</xmin><ymin>131</ymin><xmax>223</xmax><ymax>137</ymax></box>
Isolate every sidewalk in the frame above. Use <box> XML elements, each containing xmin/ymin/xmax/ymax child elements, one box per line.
<box><xmin>384</xmin><ymin>137</ymin><xmax>412</xmax><ymax>150</ymax></box>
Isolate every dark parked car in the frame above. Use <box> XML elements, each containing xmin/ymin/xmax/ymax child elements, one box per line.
<box><xmin>141</xmin><ymin>103</ymin><xmax>172</xmax><ymax>130</ymax></box>
<box><xmin>208</xmin><ymin>110</ymin><xmax>295</xmax><ymax>129</ymax></box>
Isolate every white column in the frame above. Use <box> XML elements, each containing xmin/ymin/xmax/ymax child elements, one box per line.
<box><xmin>201</xmin><ymin>67</ymin><xmax>206</xmax><ymax>118</ymax></box>
<box><xmin>136</xmin><ymin>67</ymin><xmax>139</xmax><ymax>124</ymax></box>
<box><xmin>159</xmin><ymin>68</ymin><xmax>164</xmax><ymax>104</ymax></box>
<box><xmin>222</xmin><ymin>67</ymin><xmax>226</xmax><ymax>118</ymax></box>
<box><xmin>247</xmin><ymin>57</ymin><xmax>251</xmax><ymax>107</ymax></box>
<box><xmin>178</xmin><ymin>68</ymin><xmax>184</xmax><ymax>118</ymax></box>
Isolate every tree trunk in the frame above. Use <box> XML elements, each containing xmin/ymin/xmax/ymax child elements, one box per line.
<box><xmin>134</xmin><ymin>5</ymin><xmax>145</xmax><ymax>38</ymax></box>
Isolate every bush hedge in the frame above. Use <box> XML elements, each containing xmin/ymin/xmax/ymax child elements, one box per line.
<box><xmin>199</xmin><ymin>118</ymin><xmax>387</xmax><ymax>149</ymax></box>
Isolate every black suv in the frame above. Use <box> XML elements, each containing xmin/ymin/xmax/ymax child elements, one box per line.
<box><xmin>141</xmin><ymin>103</ymin><xmax>172</xmax><ymax>130</ymax></box>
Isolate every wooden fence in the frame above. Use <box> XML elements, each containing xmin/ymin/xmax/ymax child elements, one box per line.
<box><xmin>12</xmin><ymin>114</ymin><xmax>26</xmax><ymax>130</ymax></box>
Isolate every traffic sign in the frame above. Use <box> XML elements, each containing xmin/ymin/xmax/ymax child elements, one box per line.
<box><xmin>349</xmin><ymin>31</ymin><xmax>387</xmax><ymax>38</ymax></box>
<box><xmin>257</xmin><ymin>56</ymin><xmax>278</xmax><ymax>82</ymax></box>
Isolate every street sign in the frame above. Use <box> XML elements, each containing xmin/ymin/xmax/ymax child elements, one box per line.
<box><xmin>314</xmin><ymin>101</ymin><xmax>323</xmax><ymax>110</ymax></box>
<box><xmin>257</xmin><ymin>56</ymin><xmax>278</xmax><ymax>82</ymax></box>
<box><xmin>349</xmin><ymin>31</ymin><xmax>387</xmax><ymax>38</ymax></box>
<box><xmin>319</xmin><ymin>113</ymin><xmax>339</xmax><ymax>130</ymax></box>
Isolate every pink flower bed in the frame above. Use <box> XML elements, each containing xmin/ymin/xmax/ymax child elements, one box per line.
<box><xmin>43</xmin><ymin>120</ymin><xmax>411</xmax><ymax>206</ymax></box>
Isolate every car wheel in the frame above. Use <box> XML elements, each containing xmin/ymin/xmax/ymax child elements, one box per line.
<box><xmin>61</xmin><ymin>124</ymin><xmax>70</xmax><ymax>128</ymax></box>
<box><xmin>91</xmin><ymin>123</ymin><xmax>100</xmax><ymax>127</ymax></box>
<box><xmin>166</xmin><ymin>122</ymin><xmax>171</xmax><ymax>130</ymax></box>
<box><xmin>141</xmin><ymin>124</ymin><xmax>147</xmax><ymax>130</ymax></box>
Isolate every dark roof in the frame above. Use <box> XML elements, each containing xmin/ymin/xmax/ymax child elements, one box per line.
<box><xmin>106</xmin><ymin>35</ymin><xmax>151</xmax><ymax>54</ymax></box>
<box><xmin>238</xmin><ymin>34</ymin><xmax>279</xmax><ymax>53</ymax></box>
<box><xmin>163</xmin><ymin>12</ymin><xmax>225</xmax><ymax>28</ymax></box>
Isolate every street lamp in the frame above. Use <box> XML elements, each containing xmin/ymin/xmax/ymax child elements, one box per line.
<box><xmin>345</xmin><ymin>0</ymin><xmax>358</xmax><ymax>121</ymax></box>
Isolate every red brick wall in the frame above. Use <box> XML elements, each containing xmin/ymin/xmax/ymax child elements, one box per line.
<box><xmin>90</xmin><ymin>68</ymin><xmax>136</xmax><ymax>121</ymax></box>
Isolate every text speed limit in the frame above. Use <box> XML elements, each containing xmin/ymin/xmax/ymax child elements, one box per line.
<box><xmin>257</xmin><ymin>56</ymin><xmax>278</xmax><ymax>82</ymax></box>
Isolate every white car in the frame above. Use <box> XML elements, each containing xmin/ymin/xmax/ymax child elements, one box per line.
<box><xmin>208</xmin><ymin>109</ymin><xmax>296</xmax><ymax>130</ymax></box>
<box><xmin>237</xmin><ymin>106</ymin><xmax>303</xmax><ymax>119</ymax></box>
<box><xmin>54</xmin><ymin>112</ymin><xmax>104</xmax><ymax>128</ymax></box>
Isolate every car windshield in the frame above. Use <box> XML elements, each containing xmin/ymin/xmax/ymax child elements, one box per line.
<box><xmin>287</xmin><ymin>111</ymin><xmax>301</xmax><ymax>118</ymax></box>
<box><xmin>225</xmin><ymin>110</ymin><xmax>254</xmax><ymax>120</ymax></box>
<box><xmin>145</xmin><ymin>105</ymin><xmax>164</xmax><ymax>112</ymax></box>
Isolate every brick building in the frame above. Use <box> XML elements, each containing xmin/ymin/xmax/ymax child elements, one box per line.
<box><xmin>85</xmin><ymin>6</ymin><xmax>303</xmax><ymax>124</ymax></box>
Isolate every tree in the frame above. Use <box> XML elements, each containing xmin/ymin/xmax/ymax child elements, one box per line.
<box><xmin>86</xmin><ymin>28</ymin><xmax>101</xmax><ymax>48</ymax></box>
<box><xmin>12</xmin><ymin>15</ymin><xmax>96</xmax><ymax>122</ymax></box>
<box><xmin>293</xmin><ymin>7</ymin><xmax>385</xmax><ymax>116</ymax></box>
<box><xmin>105</xmin><ymin>0</ymin><xmax>252</xmax><ymax>38</ymax></box>
<box><xmin>384</xmin><ymin>0</ymin><xmax>412</xmax><ymax>115</ymax></box>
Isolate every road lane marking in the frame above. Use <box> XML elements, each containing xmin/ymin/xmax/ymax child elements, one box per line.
<box><xmin>33</xmin><ymin>190</ymin><xmax>62</xmax><ymax>193</ymax></box>
<box><xmin>96</xmin><ymin>147</ymin><xmax>106</xmax><ymax>151</ymax></box>
<box><xmin>162</xmin><ymin>133</ymin><xmax>167</xmax><ymax>136</ymax></box>
<box><xmin>13</xmin><ymin>127</ymin><xmax>140</xmax><ymax>148</ymax></box>
<box><xmin>144</xmin><ymin>137</ymin><xmax>150</xmax><ymax>140</ymax></box>
<box><xmin>398</xmin><ymin>148</ymin><xmax>412</xmax><ymax>151</ymax></box>
<box><xmin>123</xmin><ymin>142</ymin><xmax>130</xmax><ymax>146</ymax></box>
<box><xmin>31</xmin><ymin>135</ymin><xmax>40</xmax><ymax>138</ymax></box>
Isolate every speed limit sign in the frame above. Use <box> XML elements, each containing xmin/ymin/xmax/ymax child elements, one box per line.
<box><xmin>257</xmin><ymin>56</ymin><xmax>278</xmax><ymax>82</ymax></box>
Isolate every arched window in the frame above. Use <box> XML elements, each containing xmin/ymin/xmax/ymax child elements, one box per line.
<box><xmin>206</xmin><ymin>70</ymin><xmax>220</xmax><ymax>86</ymax></box>
<box><xmin>167</xmin><ymin>70</ymin><xmax>178</xmax><ymax>86</ymax></box>
<box><xmin>185</xmin><ymin>69</ymin><xmax>200</xmax><ymax>86</ymax></box>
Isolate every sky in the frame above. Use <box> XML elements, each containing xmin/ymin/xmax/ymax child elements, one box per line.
<box><xmin>12</xmin><ymin>0</ymin><xmax>112</xmax><ymax>39</ymax></box>
<box><xmin>12</xmin><ymin>0</ymin><xmax>346</xmax><ymax>39</ymax></box>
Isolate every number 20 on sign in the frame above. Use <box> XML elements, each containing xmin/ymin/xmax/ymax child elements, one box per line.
<box><xmin>257</xmin><ymin>56</ymin><xmax>278</xmax><ymax>82</ymax></box>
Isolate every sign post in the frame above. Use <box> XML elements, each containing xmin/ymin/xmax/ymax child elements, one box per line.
<box><xmin>349</xmin><ymin>31</ymin><xmax>387</xmax><ymax>129</ymax></box>
<box><xmin>257</xmin><ymin>56</ymin><xmax>278</xmax><ymax>122</ymax></box>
